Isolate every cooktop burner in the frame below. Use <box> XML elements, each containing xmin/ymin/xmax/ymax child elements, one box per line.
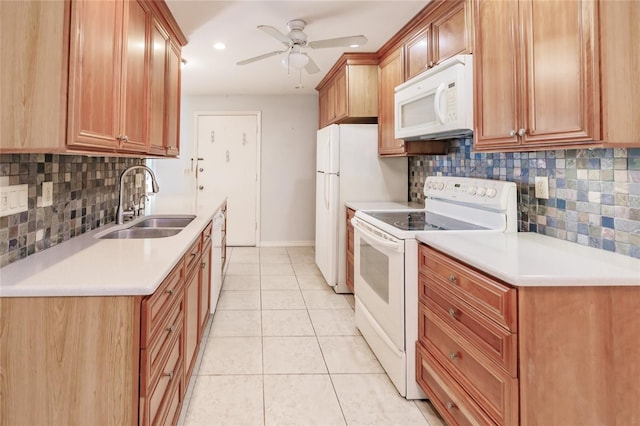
<box><xmin>363</xmin><ymin>211</ymin><xmax>489</xmax><ymax>231</ymax></box>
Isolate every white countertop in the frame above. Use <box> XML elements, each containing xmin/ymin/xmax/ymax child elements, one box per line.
<box><xmin>417</xmin><ymin>232</ymin><xmax>640</xmax><ymax>287</ymax></box>
<box><xmin>345</xmin><ymin>200</ymin><xmax>423</xmax><ymax>211</ymax></box>
<box><xmin>0</xmin><ymin>198</ymin><xmax>227</xmax><ymax>297</ymax></box>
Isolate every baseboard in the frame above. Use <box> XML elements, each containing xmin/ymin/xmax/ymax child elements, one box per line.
<box><xmin>258</xmin><ymin>240</ymin><xmax>314</xmax><ymax>247</ymax></box>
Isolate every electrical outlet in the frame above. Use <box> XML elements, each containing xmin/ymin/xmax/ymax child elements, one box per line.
<box><xmin>534</xmin><ymin>176</ymin><xmax>549</xmax><ymax>199</ymax></box>
<box><xmin>42</xmin><ymin>181</ymin><xmax>53</xmax><ymax>207</ymax></box>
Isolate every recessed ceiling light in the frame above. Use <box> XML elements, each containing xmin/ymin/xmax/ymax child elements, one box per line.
<box><xmin>213</xmin><ymin>42</ymin><xmax>226</xmax><ymax>50</ymax></box>
<box><xmin>349</xmin><ymin>44</ymin><xmax>360</xmax><ymax>48</ymax></box>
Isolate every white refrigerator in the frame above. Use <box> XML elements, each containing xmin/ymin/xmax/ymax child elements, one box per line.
<box><xmin>315</xmin><ymin>124</ymin><xmax>408</xmax><ymax>293</ymax></box>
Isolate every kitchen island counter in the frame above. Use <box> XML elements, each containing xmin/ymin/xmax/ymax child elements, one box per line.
<box><xmin>417</xmin><ymin>231</ymin><xmax>640</xmax><ymax>287</ymax></box>
<box><xmin>0</xmin><ymin>198</ymin><xmax>227</xmax><ymax>297</ymax></box>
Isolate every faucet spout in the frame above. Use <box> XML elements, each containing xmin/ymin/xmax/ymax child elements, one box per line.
<box><xmin>116</xmin><ymin>165</ymin><xmax>160</xmax><ymax>225</ymax></box>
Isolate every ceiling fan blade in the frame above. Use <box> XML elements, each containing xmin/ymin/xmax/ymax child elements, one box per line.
<box><xmin>307</xmin><ymin>35</ymin><xmax>368</xmax><ymax>49</ymax></box>
<box><xmin>236</xmin><ymin>50</ymin><xmax>285</xmax><ymax>66</ymax></box>
<box><xmin>258</xmin><ymin>25</ymin><xmax>292</xmax><ymax>45</ymax></box>
<box><xmin>304</xmin><ymin>55</ymin><xmax>320</xmax><ymax>74</ymax></box>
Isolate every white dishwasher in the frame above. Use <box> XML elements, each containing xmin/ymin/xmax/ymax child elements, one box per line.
<box><xmin>210</xmin><ymin>209</ymin><xmax>225</xmax><ymax>313</ymax></box>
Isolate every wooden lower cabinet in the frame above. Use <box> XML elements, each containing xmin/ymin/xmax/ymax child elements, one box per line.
<box><xmin>417</xmin><ymin>243</ymin><xmax>640</xmax><ymax>425</ymax></box>
<box><xmin>0</xmin><ymin>227</ymin><xmax>213</xmax><ymax>425</ymax></box>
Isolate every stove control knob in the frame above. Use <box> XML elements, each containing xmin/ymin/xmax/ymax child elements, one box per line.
<box><xmin>477</xmin><ymin>187</ymin><xmax>487</xmax><ymax>197</ymax></box>
<box><xmin>426</xmin><ymin>181</ymin><xmax>433</xmax><ymax>190</ymax></box>
<box><xmin>486</xmin><ymin>187</ymin><xmax>498</xmax><ymax>198</ymax></box>
<box><xmin>467</xmin><ymin>185</ymin><xmax>477</xmax><ymax>195</ymax></box>
<box><xmin>437</xmin><ymin>181</ymin><xmax>445</xmax><ymax>191</ymax></box>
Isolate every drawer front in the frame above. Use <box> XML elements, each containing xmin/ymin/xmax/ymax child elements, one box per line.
<box><xmin>141</xmin><ymin>262</ymin><xmax>184</xmax><ymax>347</ymax></box>
<box><xmin>420</xmin><ymin>305</ymin><xmax>518</xmax><ymax>425</ymax></box>
<box><xmin>201</xmin><ymin>221</ymin><xmax>213</xmax><ymax>248</ymax></box>
<box><xmin>416</xmin><ymin>342</ymin><xmax>497</xmax><ymax>426</ymax></box>
<box><xmin>142</xmin><ymin>299</ymin><xmax>183</xmax><ymax>391</ymax></box>
<box><xmin>419</xmin><ymin>245</ymin><xmax>517</xmax><ymax>332</ymax></box>
<box><xmin>184</xmin><ymin>238</ymin><xmax>202</xmax><ymax>277</ymax></box>
<box><xmin>148</xmin><ymin>326</ymin><xmax>183</xmax><ymax>426</ymax></box>
<box><xmin>420</xmin><ymin>274</ymin><xmax>517</xmax><ymax>376</ymax></box>
<box><xmin>161</xmin><ymin>369</ymin><xmax>183</xmax><ymax>426</ymax></box>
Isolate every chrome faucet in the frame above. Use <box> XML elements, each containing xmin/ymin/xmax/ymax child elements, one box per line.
<box><xmin>116</xmin><ymin>165</ymin><xmax>160</xmax><ymax>224</ymax></box>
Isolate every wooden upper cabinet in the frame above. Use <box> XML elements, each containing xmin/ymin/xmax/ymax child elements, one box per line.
<box><xmin>0</xmin><ymin>0</ymin><xmax>185</xmax><ymax>156</ymax></box>
<box><xmin>404</xmin><ymin>0</ymin><xmax>470</xmax><ymax>81</ymax></box>
<box><xmin>165</xmin><ymin>41</ymin><xmax>182</xmax><ymax>156</ymax></box>
<box><xmin>67</xmin><ymin>0</ymin><xmax>124</xmax><ymax>151</ymax></box>
<box><xmin>148</xmin><ymin>19</ymin><xmax>168</xmax><ymax>156</ymax></box>
<box><xmin>316</xmin><ymin>53</ymin><xmax>378</xmax><ymax>128</ymax></box>
<box><xmin>378</xmin><ymin>48</ymin><xmax>406</xmax><ymax>155</ymax></box>
<box><xmin>474</xmin><ymin>0</ymin><xmax>600</xmax><ymax>151</ymax></box>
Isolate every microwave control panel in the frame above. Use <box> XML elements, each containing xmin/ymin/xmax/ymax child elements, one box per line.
<box><xmin>446</xmin><ymin>82</ymin><xmax>457</xmax><ymax>123</ymax></box>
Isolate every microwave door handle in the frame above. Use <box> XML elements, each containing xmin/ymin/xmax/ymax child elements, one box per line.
<box><xmin>434</xmin><ymin>83</ymin><xmax>447</xmax><ymax>124</ymax></box>
<box><xmin>352</xmin><ymin>218</ymin><xmax>403</xmax><ymax>253</ymax></box>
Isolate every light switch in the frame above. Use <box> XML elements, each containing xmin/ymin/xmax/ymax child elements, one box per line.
<box><xmin>0</xmin><ymin>184</ymin><xmax>29</xmax><ymax>217</ymax></box>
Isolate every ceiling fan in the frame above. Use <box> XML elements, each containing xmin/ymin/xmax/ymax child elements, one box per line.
<box><xmin>236</xmin><ymin>19</ymin><xmax>368</xmax><ymax>75</ymax></box>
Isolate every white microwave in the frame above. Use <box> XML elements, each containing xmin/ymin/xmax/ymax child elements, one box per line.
<box><xmin>394</xmin><ymin>54</ymin><xmax>473</xmax><ymax>140</ymax></box>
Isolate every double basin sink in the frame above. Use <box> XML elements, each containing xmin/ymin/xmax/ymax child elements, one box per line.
<box><xmin>98</xmin><ymin>215</ymin><xmax>196</xmax><ymax>239</ymax></box>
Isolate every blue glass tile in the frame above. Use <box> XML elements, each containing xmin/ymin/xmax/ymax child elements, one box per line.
<box><xmin>529</xmin><ymin>224</ymin><xmax>537</xmax><ymax>232</ymax></box>
<box><xmin>601</xmin><ymin>193</ymin><xmax>615</xmax><ymax>206</ymax></box>
<box><xmin>628</xmin><ymin>148</ymin><xmax>640</xmax><ymax>157</ymax></box>
<box><xmin>557</xmin><ymin>199</ymin><xmax>567</xmax><ymax>210</ymax></box>
<box><xmin>577</xmin><ymin>190</ymin><xmax>589</xmax><ymax>202</ymax></box>
<box><xmin>603</xmin><ymin>239</ymin><xmax>616</xmax><ymax>252</ymax></box>
<box><xmin>577</xmin><ymin>223</ymin><xmax>589</xmax><ymax>235</ymax></box>
<box><xmin>630</xmin><ymin>245</ymin><xmax>640</xmax><ymax>259</ymax></box>
<box><xmin>602</xmin><ymin>216</ymin><xmax>615</xmax><ymax>229</ymax></box>
<box><xmin>629</xmin><ymin>158</ymin><xmax>640</xmax><ymax>170</ymax></box>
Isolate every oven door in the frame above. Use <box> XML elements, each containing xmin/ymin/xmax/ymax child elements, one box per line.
<box><xmin>352</xmin><ymin>217</ymin><xmax>405</xmax><ymax>351</ymax></box>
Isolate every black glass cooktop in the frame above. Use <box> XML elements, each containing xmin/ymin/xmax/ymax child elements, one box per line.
<box><xmin>363</xmin><ymin>211</ymin><xmax>489</xmax><ymax>231</ymax></box>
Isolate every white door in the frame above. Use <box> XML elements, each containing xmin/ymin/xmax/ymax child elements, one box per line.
<box><xmin>196</xmin><ymin>113</ymin><xmax>260</xmax><ymax>246</ymax></box>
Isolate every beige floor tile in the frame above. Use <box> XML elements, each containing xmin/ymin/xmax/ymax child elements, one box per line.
<box><xmin>302</xmin><ymin>290</ymin><xmax>352</xmax><ymax>309</ymax></box>
<box><xmin>331</xmin><ymin>374</ymin><xmax>429</xmax><ymax>426</ymax></box>
<box><xmin>308</xmin><ymin>309</ymin><xmax>359</xmax><ymax>336</ymax></box>
<box><xmin>261</xmin><ymin>275</ymin><xmax>299</xmax><ymax>291</ymax></box>
<box><xmin>260</xmin><ymin>247</ymin><xmax>288</xmax><ymax>255</ymax></box>
<box><xmin>264</xmin><ymin>375</ymin><xmax>345</xmax><ymax>426</ymax></box>
<box><xmin>292</xmin><ymin>262</ymin><xmax>322</xmax><ymax>276</ymax></box>
<box><xmin>262</xmin><ymin>310</ymin><xmax>314</xmax><ymax>336</ymax></box>
<box><xmin>261</xmin><ymin>290</ymin><xmax>305</xmax><ymax>310</ymax></box>
<box><xmin>230</xmin><ymin>247</ymin><xmax>260</xmax><ymax>256</ymax></box>
<box><xmin>296</xmin><ymin>275</ymin><xmax>330</xmax><ymax>290</ymax></box>
<box><xmin>318</xmin><ymin>336</ymin><xmax>384</xmax><ymax>374</ymax></box>
<box><xmin>210</xmin><ymin>310</ymin><xmax>262</xmax><ymax>337</ymax></box>
<box><xmin>260</xmin><ymin>253</ymin><xmax>291</xmax><ymax>264</ymax></box>
<box><xmin>288</xmin><ymin>252</ymin><xmax>316</xmax><ymax>264</ymax></box>
<box><xmin>199</xmin><ymin>336</ymin><xmax>262</xmax><ymax>375</ymax></box>
<box><xmin>414</xmin><ymin>400</ymin><xmax>446</xmax><ymax>426</ymax></box>
<box><xmin>286</xmin><ymin>246</ymin><xmax>315</xmax><ymax>256</ymax></box>
<box><xmin>261</xmin><ymin>263</ymin><xmax>295</xmax><ymax>276</ymax></box>
<box><xmin>216</xmin><ymin>290</ymin><xmax>261</xmax><ymax>310</ymax></box>
<box><xmin>228</xmin><ymin>251</ymin><xmax>260</xmax><ymax>264</ymax></box>
<box><xmin>183</xmin><ymin>375</ymin><xmax>264</xmax><ymax>426</ymax></box>
<box><xmin>263</xmin><ymin>336</ymin><xmax>327</xmax><ymax>374</ymax></box>
<box><xmin>225</xmin><ymin>262</ymin><xmax>260</xmax><ymax>276</ymax></box>
<box><xmin>222</xmin><ymin>275</ymin><xmax>260</xmax><ymax>291</ymax></box>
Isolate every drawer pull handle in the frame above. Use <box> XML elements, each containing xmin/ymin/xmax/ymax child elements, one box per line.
<box><xmin>191</xmin><ymin>252</ymin><xmax>198</xmax><ymax>257</ymax></box>
<box><xmin>166</xmin><ymin>289</ymin><xmax>174</xmax><ymax>295</ymax></box>
<box><xmin>446</xmin><ymin>402</ymin><xmax>457</xmax><ymax>410</ymax></box>
<box><xmin>449</xmin><ymin>351</ymin><xmax>459</xmax><ymax>360</ymax></box>
<box><xmin>201</xmin><ymin>262</ymin><xmax>206</xmax><ymax>269</ymax></box>
<box><xmin>449</xmin><ymin>274</ymin><xmax>457</xmax><ymax>284</ymax></box>
<box><xmin>163</xmin><ymin>371</ymin><xmax>173</xmax><ymax>380</ymax></box>
<box><xmin>448</xmin><ymin>308</ymin><xmax>458</xmax><ymax>319</ymax></box>
<box><xmin>166</xmin><ymin>325</ymin><xmax>174</xmax><ymax>333</ymax></box>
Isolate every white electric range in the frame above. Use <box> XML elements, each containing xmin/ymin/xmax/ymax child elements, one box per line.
<box><xmin>351</xmin><ymin>176</ymin><xmax>517</xmax><ymax>399</ymax></box>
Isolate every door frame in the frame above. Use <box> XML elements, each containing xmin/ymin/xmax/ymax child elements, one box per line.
<box><xmin>194</xmin><ymin>110</ymin><xmax>262</xmax><ymax>247</ymax></box>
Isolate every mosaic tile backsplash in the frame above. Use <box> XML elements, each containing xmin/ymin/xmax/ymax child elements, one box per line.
<box><xmin>0</xmin><ymin>154</ymin><xmax>148</xmax><ymax>267</ymax></box>
<box><xmin>409</xmin><ymin>139</ymin><xmax>640</xmax><ymax>259</ymax></box>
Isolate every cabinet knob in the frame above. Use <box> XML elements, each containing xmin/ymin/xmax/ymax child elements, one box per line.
<box><xmin>166</xmin><ymin>325</ymin><xmax>174</xmax><ymax>333</ymax></box>
<box><xmin>509</xmin><ymin>130</ymin><xmax>516</xmax><ymax>137</ymax></box>
<box><xmin>449</xmin><ymin>274</ymin><xmax>456</xmax><ymax>284</ymax></box>
<box><xmin>429</xmin><ymin>60</ymin><xmax>434</xmax><ymax>67</ymax></box>
<box><xmin>199</xmin><ymin>185</ymin><xmax>205</xmax><ymax>190</ymax></box>
<box><xmin>163</xmin><ymin>371</ymin><xmax>173</xmax><ymax>380</ymax></box>
<box><xmin>446</xmin><ymin>402</ymin><xmax>457</xmax><ymax>410</ymax></box>
<box><xmin>201</xmin><ymin>262</ymin><xmax>206</xmax><ymax>269</ymax></box>
<box><xmin>448</xmin><ymin>308</ymin><xmax>458</xmax><ymax>319</ymax></box>
<box><xmin>122</xmin><ymin>135</ymin><xmax>128</xmax><ymax>142</ymax></box>
<box><xmin>518</xmin><ymin>128</ymin><xmax>526</xmax><ymax>137</ymax></box>
<box><xmin>449</xmin><ymin>351</ymin><xmax>459</xmax><ymax>360</ymax></box>
<box><xmin>165</xmin><ymin>288</ymin><xmax>174</xmax><ymax>295</ymax></box>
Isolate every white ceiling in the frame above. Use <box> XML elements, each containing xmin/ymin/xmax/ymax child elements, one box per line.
<box><xmin>166</xmin><ymin>1</ymin><xmax>429</xmax><ymax>96</ymax></box>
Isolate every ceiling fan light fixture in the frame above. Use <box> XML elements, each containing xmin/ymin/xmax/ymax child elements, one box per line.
<box><xmin>281</xmin><ymin>51</ymin><xmax>309</xmax><ymax>69</ymax></box>
<box><xmin>213</xmin><ymin>42</ymin><xmax>226</xmax><ymax>50</ymax></box>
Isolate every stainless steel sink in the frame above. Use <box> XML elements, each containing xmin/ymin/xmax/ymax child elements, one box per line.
<box><xmin>99</xmin><ymin>228</ymin><xmax>183</xmax><ymax>239</ymax></box>
<box><xmin>131</xmin><ymin>216</ymin><xmax>196</xmax><ymax>228</ymax></box>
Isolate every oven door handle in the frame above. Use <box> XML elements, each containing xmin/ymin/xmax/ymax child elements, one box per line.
<box><xmin>351</xmin><ymin>218</ymin><xmax>403</xmax><ymax>253</ymax></box>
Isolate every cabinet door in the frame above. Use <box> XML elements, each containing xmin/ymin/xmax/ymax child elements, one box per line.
<box><xmin>184</xmin><ymin>267</ymin><xmax>199</xmax><ymax>381</ymax></box>
<box><xmin>473</xmin><ymin>0</ymin><xmax>521</xmax><ymax>149</ymax></box>
<box><xmin>378</xmin><ymin>48</ymin><xmax>406</xmax><ymax>155</ymax></box>
<box><xmin>165</xmin><ymin>40</ymin><xmax>181</xmax><ymax>156</ymax></box>
<box><xmin>148</xmin><ymin>18</ymin><xmax>168</xmax><ymax>155</ymax></box>
<box><xmin>120</xmin><ymin>0</ymin><xmax>150</xmax><ymax>152</ymax></box>
<box><xmin>318</xmin><ymin>88</ymin><xmax>329</xmax><ymax>128</ymax></box>
<box><xmin>326</xmin><ymin>81</ymin><xmax>337</xmax><ymax>124</ymax></box>
<box><xmin>199</xmin><ymin>243</ymin><xmax>212</xmax><ymax>338</ymax></box>
<box><xmin>405</xmin><ymin>28</ymin><xmax>430</xmax><ymax>81</ymax></box>
<box><xmin>520</xmin><ymin>0</ymin><xmax>599</xmax><ymax>146</ymax></box>
<box><xmin>432</xmin><ymin>0</ymin><xmax>470</xmax><ymax>65</ymax></box>
<box><xmin>333</xmin><ymin>69</ymin><xmax>348</xmax><ymax>122</ymax></box>
<box><xmin>67</xmin><ymin>0</ymin><xmax>123</xmax><ymax>150</ymax></box>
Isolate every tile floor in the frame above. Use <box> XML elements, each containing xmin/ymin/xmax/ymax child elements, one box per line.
<box><xmin>178</xmin><ymin>246</ymin><xmax>445</xmax><ymax>426</ymax></box>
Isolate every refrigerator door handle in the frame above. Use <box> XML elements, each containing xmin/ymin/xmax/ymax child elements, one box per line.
<box><xmin>324</xmin><ymin>173</ymin><xmax>330</xmax><ymax>210</ymax></box>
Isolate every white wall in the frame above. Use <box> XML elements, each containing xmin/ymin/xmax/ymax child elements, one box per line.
<box><xmin>151</xmin><ymin>94</ymin><xmax>318</xmax><ymax>246</ymax></box>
